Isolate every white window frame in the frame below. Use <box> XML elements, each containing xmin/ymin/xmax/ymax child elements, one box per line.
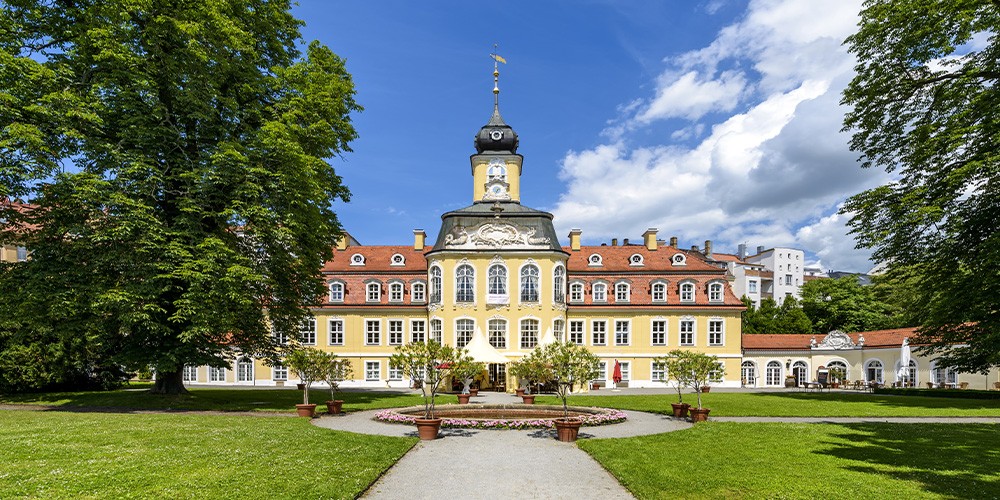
<box><xmin>429</xmin><ymin>266</ymin><xmax>442</xmax><ymax>304</ymax></box>
<box><xmin>595</xmin><ymin>361</ymin><xmax>607</xmax><ymax>382</ymax></box>
<box><xmin>272</xmin><ymin>363</ymin><xmax>288</xmax><ymax>381</ymax></box>
<box><xmin>328</xmin><ymin>319</ymin><xmax>345</xmax><ymax>346</ymax></box>
<box><xmin>629</xmin><ymin>253</ymin><xmax>644</xmax><ymax>266</ymax></box>
<box><xmin>456</xmin><ymin>263</ymin><xmax>475</xmax><ymax>303</ymax></box>
<box><xmin>488</xmin><ymin>318</ymin><xmax>507</xmax><ymax>349</ymax></box>
<box><xmin>651</xmin><ymin>319</ymin><xmax>667</xmax><ymax>346</ymax></box>
<box><xmin>708</xmin><ymin>282</ymin><xmax>724</xmax><ymax>302</ymax></box>
<box><xmin>520</xmin><ymin>318</ymin><xmax>539</xmax><ymax>349</ymax></box>
<box><xmin>651</xmin><ymin>361</ymin><xmax>666</xmax><ymax>382</ymax></box>
<box><xmin>388</xmin><ymin>363</ymin><xmax>403</xmax><ymax>380</ymax></box>
<box><xmin>430</xmin><ymin>318</ymin><xmax>443</xmax><ymax>344</ymax></box>
<box><xmin>350</xmin><ymin>253</ymin><xmax>365</xmax><ymax>266</ymax></box>
<box><xmin>553</xmin><ymin>265</ymin><xmax>566</xmax><ymax>304</ymax></box>
<box><xmin>615</xmin><ymin>282</ymin><xmax>630</xmax><ymax>303</ymax></box>
<box><xmin>365</xmin><ymin>361</ymin><xmax>381</xmax><ymax>381</ymax></box>
<box><xmin>679</xmin><ymin>281</ymin><xmax>695</xmax><ymax>303</ymax></box>
<box><xmin>209</xmin><ymin>366</ymin><xmax>227</xmax><ymax>383</ymax></box>
<box><xmin>236</xmin><ymin>358</ymin><xmax>254</xmax><ymax>382</ymax></box>
<box><xmin>488</xmin><ymin>263</ymin><xmax>508</xmax><ymax>295</ymax></box>
<box><xmin>553</xmin><ymin>319</ymin><xmax>565</xmax><ymax>342</ymax></box>
<box><xmin>410</xmin><ymin>319</ymin><xmax>426</xmax><ymax>343</ymax></box>
<box><xmin>569</xmin><ymin>320</ymin><xmax>585</xmax><ymax>345</ymax></box>
<box><xmin>411</xmin><ymin>281</ymin><xmax>426</xmax><ymax>303</ymax></box>
<box><xmin>588</xmin><ymin>253</ymin><xmax>603</xmax><ymax>267</ymax></box>
<box><xmin>183</xmin><ymin>365</ymin><xmax>198</xmax><ymax>382</ymax></box>
<box><xmin>765</xmin><ymin>361</ymin><xmax>782</xmax><ymax>386</ymax></box>
<box><xmin>651</xmin><ymin>281</ymin><xmax>667</xmax><ymax>303</ymax></box>
<box><xmin>679</xmin><ymin>317</ymin><xmax>695</xmax><ymax>346</ymax></box>
<box><xmin>519</xmin><ymin>263</ymin><xmax>540</xmax><ymax>303</ymax></box>
<box><xmin>388</xmin><ymin>319</ymin><xmax>404</xmax><ymax>345</ymax></box>
<box><xmin>388</xmin><ymin>281</ymin><xmax>404</xmax><ymax>303</ymax></box>
<box><xmin>456</xmin><ymin>318</ymin><xmax>474</xmax><ymax>348</ymax></box>
<box><xmin>591</xmin><ymin>320</ymin><xmax>607</xmax><ymax>346</ymax></box>
<box><xmin>619</xmin><ymin>361</ymin><xmax>631</xmax><ymax>381</ymax></box>
<box><xmin>708</xmin><ymin>318</ymin><xmax>724</xmax><ymax>346</ymax></box>
<box><xmin>569</xmin><ymin>281</ymin><xmax>584</xmax><ymax>303</ymax></box>
<box><xmin>748</xmin><ymin>280</ymin><xmax>758</xmax><ymax>293</ymax></box>
<box><xmin>365</xmin><ymin>319</ymin><xmax>381</xmax><ymax>346</ymax></box>
<box><xmin>390</xmin><ymin>253</ymin><xmax>405</xmax><ymax>266</ymax></box>
<box><xmin>366</xmin><ymin>282</ymin><xmax>381</xmax><ymax>303</ymax></box>
<box><xmin>592</xmin><ymin>282</ymin><xmax>607</xmax><ymax>303</ymax></box>
<box><xmin>328</xmin><ymin>281</ymin><xmax>345</xmax><ymax>303</ymax></box>
<box><xmin>614</xmin><ymin>319</ymin><xmax>630</xmax><ymax>346</ymax></box>
<box><xmin>741</xmin><ymin>361</ymin><xmax>757</xmax><ymax>386</ymax></box>
<box><xmin>299</xmin><ymin>317</ymin><xmax>316</xmax><ymax>345</ymax></box>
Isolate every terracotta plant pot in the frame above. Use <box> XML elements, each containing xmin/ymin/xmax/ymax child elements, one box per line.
<box><xmin>554</xmin><ymin>417</ymin><xmax>583</xmax><ymax>442</ymax></box>
<box><xmin>325</xmin><ymin>400</ymin><xmax>343</xmax><ymax>415</ymax></box>
<box><xmin>671</xmin><ymin>402</ymin><xmax>690</xmax><ymax>418</ymax></box>
<box><xmin>689</xmin><ymin>407</ymin><xmax>711</xmax><ymax>423</ymax></box>
<box><xmin>521</xmin><ymin>395</ymin><xmax>536</xmax><ymax>404</ymax></box>
<box><xmin>296</xmin><ymin>383</ymin><xmax>306</xmax><ymax>390</ymax></box>
<box><xmin>457</xmin><ymin>393</ymin><xmax>471</xmax><ymax>404</ymax></box>
<box><xmin>295</xmin><ymin>403</ymin><xmax>317</xmax><ymax>418</ymax></box>
<box><xmin>701</xmin><ymin>386</ymin><xmax>711</xmax><ymax>393</ymax></box>
<box><xmin>469</xmin><ymin>388</ymin><xmax>479</xmax><ymax>397</ymax></box>
<box><xmin>516</xmin><ymin>388</ymin><xmax>525</xmax><ymax>397</ymax></box>
<box><xmin>414</xmin><ymin>418</ymin><xmax>442</xmax><ymax>440</ymax></box>
<box><xmin>590</xmin><ymin>383</ymin><xmax>600</xmax><ymax>390</ymax></box>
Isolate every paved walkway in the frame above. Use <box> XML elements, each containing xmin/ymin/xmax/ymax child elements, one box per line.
<box><xmin>312</xmin><ymin>391</ymin><xmax>690</xmax><ymax>499</ymax></box>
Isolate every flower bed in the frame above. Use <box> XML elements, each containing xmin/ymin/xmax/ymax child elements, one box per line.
<box><xmin>373</xmin><ymin>405</ymin><xmax>627</xmax><ymax>430</ymax></box>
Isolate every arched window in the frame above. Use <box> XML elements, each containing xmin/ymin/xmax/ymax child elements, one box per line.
<box><xmin>430</xmin><ymin>266</ymin><xmax>442</xmax><ymax>303</ymax></box>
<box><xmin>708</xmin><ymin>282</ymin><xmax>724</xmax><ymax>302</ymax></box>
<box><xmin>866</xmin><ymin>360</ymin><xmax>884</xmax><ymax>384</ymax></box>
<box><xmin>430</xmin><ymin>319</ymin><xmax>443</xmax><ymax>344</ymax></box>
<box><xmin>592</xmin><ymin>283</ymin><xmax>607</xmax><ymax>302</ymax></box>
<box><xmin>792</xmin><ymin>360</ymin><xmax>808</xmax><ymax>387</ymax></box>
<box><xmin>553</xmin><ymin>266</ymin><xmax>566</xmax><ymax>304</ymax></box>
<box><xmin>236</xmin><ymin>358</ymin><xmax>253</xmax><ymax>382</ymax></box>
<box><xmin>680</xmin><ymin>282</ymin><xmax>695</xmax><ymax>302</ymax></box>
<box><xmin>488</xmin><ymin>264</ymin><xmax>507</xmax><ymax>295</ymax></box>
<box><xmin>553</xmin><ymin>319</ymin><xmax>565</xmax><ymax>341</ymax></box>
<box><xmin>520</xmin><ymin>264</ymin><xmax>539</xmax><ymax>302</ymax></box>
<box><xmin>456</xmin><ymin>264</ymin><xmax>475</xmax><ymax>303</ymax></box>
<box><xmin>896</xmin><ymin>359</ymin><xmax>917</xmax><ymax>386</ymax></box>
<box><xmin>931</xmin><ymin>362</ymin><xmax>957</xmax><ymax>387</ymax></box>
<box><xmin>488</xmin><ymin>318</ymin><xmax>507</xmax><ymax>349</ymax></box>
<box><xmin>329</xmin><ymin>282</ymin><xmax>344</xmax><ymax>302</ymax></box>
<box><xmin>827</xmin><ymin>360</ymin><xmax>849</xmax><ymax>383</ymax></box>
<box><xmin>488</xmin><ymin>162</ymin><xmax>507</xmax><ymax>181</ymax></box>
<box><xmin>615</xmin><ymin>282</ymin><xmax>630</xmax><ymax>302</ymax></box>
<box><xmin>456</xmin><ymin>319</ymin><xmax>474</xmax><ymax>348</ymax></box>
<box><xmin>741</xmin><ymin>361</ymin><xmax>757</xmax><ymax>386</ymax></box>
<box><xmin>651</xmin><ymin>282</ymin><xmax>666</xmax><ymax>302</ymax></box>
<box><xmin>765</xmin><ymin>361</ymin><xmax>782</xmax><ymax>386</ymax></box>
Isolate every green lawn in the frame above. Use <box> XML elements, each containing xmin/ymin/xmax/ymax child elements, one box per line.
<box><xmin>579</xmin><ymin>422</ymin><xmax>1000</xmax><ymax>499</ymax></box>
<box><xmin>535</xmin><ymin>392</ymin><xmax>1000</xmax><ymax>417</ymax></box>
<box><xmin>0</xmin><ymin>386</ymin><xmax>434</xmax><ymax>413</ymax></box>
<box><xmin>0</xmin><ymin>411</ymin><xmax>416</xmax><ymax>499</ymax></box>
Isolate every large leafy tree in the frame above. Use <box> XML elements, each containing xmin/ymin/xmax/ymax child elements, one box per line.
<box><xmin>799</xmin><ymin>277</ymin><xmax>901</xmax><ymax>334</ymax></box>
<box><xmin>741</xmin><ymin>296</ymin><xmax>813</xmax><ymax>334</ymax></box>
<box><xmin>0</xmin><ymin>0</ymin><xmax>360</xmax><ymax>393</ymax></box>
<box><xmin>841</xmin><ymin>1</ymin><xmax>1000</xmax><ymax>372</ymax></box>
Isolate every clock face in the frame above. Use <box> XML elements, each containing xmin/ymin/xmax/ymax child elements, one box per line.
<box><xmin>490</xmin><ymin>130</ymin><xmax>503</xmax><ymax>141</ymax></box>
<box><xmin>490</xmin><ymin>184</ymin><xmax>505</xmax><ymax>196</ymax></box>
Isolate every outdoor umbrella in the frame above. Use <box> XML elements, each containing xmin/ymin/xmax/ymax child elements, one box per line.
<box><xmin>897</xmin><ymin>337</ymin><xmax>911</xmax><ymax>386</ymax></box>
<box><xmin>612</xmin><ymin>360</ymin><xmax>622</xmax><ymax>384</ymax></box>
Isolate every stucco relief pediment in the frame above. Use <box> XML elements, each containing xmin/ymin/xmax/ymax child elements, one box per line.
<box><xmin>814</xmin><ymin>330</ymin><xmax>857</xmax><ymax>350</ymax></box>
<box><xmin>444</xmin><ymin>221</ymin><xmax>550</xmax><ymax>249</ymax></box>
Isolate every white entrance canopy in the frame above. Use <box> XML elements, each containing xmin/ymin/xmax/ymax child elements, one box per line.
<box><xmin>465</xmin><ymin>327</ymin><xmax>510</xmax><ymax>364</ymax></box>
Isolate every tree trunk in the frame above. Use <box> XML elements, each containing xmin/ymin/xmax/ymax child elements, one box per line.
<box><xmin>150</xmin><ymin>368</ymin><xmax>188</xmax><ymax>394</ymax></box>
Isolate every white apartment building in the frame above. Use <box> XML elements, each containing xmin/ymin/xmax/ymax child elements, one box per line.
<box><xmin>715</xmin><ymin>245</ymin><xmax>812</xmax><ymax>307</ymax></box>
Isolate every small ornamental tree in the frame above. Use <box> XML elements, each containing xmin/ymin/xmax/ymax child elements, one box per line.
<box><xmin>451</xmin><ymin>358</ymin><xmax>485</xmax><ymax>395</ymax></box>
<box><xmin>510</xmin><ymin>349</ymin><xmax>553</xmax><ymax>395</ymax></box>
<box><xmin>686</xmin><ymin>352</ymin><xmax>725</xmax><ymax>410</ymax></box>
<box><xmin>319</xmin><ymin>353</ymin><xmax>353</xmax><ymax>401</ymax></box>
<box><xmin>654</xmin><ymin>349</ymin><xmax>694</xmax><ymax>404</ymax></box>
<box><xmin>389</xmin><ymin>340</ymin><xmax>461</xmax><ymax>419</ymax></box>
<box><xmin>285</xmin><ymin>347</ymin><xmax>327</xmax><ymax>405</ymax></box>
<box><xmin>538</xmin><ymin>341</ymin><xmax>600</xmax><ymax>419</ymax></box>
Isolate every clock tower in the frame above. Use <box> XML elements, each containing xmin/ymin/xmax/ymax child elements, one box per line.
<box><xmin>471</xmin><ymin>61</ymin><xmax>523</xmax><ymax>203</ymax></box>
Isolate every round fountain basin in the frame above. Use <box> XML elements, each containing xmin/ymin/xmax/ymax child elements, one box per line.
<box><xmin>374</xmin><ymin>404</ymin><xmax>627</xmax><ymax>430</ymax></box>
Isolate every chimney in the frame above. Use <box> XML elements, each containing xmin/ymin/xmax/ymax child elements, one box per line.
<box><xmin>643</xmin><ymin>228</ymin><xmax>658</xmax><ymax>251</ymax></box>
<box><xmin>611</xmin><ymin>238</ymin><xmax>618</xmax><ymax>246</ymax></box>
<box><xmin>670</xmin><ymin>236</ymin><xmax>678</xmax><ymax>248</ymax></box>
<box><xmin>335</xmin><ymin>233</ymin><xmax>349</xmax><ymax>251</ymax></box>
<box><xmin>413</xmin><ymin>229</ymin><xmax>426</xmax><ymax>251</ymax></box>
<box><xmin>757</xmin><ymin>245</ymin><xmax>765</xmax><ymax>254</ymax></box>
<box><xmin>623</xmin><ymin>238</ymin><xmax>630</xmax><ymax>246</ymax></box>
<box><xmin>704</xmin><ymin>240</ymin><xmax>713</xmax><ymax>258</ymax></box>
<box><xmin>568</xmin><ymin>229</ymin><xmax>582</xmax><ymax>251</ymax></box>
<box><xmin>737</xmin><ymin>243</ymin><xmax>747</xmax><ymax>260</ymax></box>
<box><xmin>691</xmin><ymin>245</ymin><xmax>699</xmax><ymax>252</ymax></box>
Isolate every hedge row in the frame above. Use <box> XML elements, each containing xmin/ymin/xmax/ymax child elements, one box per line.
<box><xmin>875</xmin><ymin>387</ymin><xmax>1000</xmax><ymax>400</ymax></box>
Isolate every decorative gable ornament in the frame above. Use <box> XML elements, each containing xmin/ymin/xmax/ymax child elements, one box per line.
<box><xmin>813</xmin><ymin>330</ymin><xmax>858</xmax><ymax>350</ymax></box>
<box><xmin>444</xmin><ymin>220</ymin><xmax>550</xmax><ymax>249</ymax></box>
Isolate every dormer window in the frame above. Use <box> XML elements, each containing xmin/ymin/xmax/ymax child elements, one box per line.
<box><xmin>679</xmin><ymin>282</ymin><xmax>695</xmax><ymax>303</ymax></box>
<box><xmin>593</xmin><ymin>283</ymin><xmax>607</xmax><ymax>302</ymax></box>
<box><xmin>411</xmin><ymin>282</ymin><xmax>426</xmax><ymax>303</ymax></box>
<box><xmin>329</xmin><ymin>281</ymin><xmax>345</xmax><ymax>303</ymax></box>
<box><xmin>569</xmin><ymin>282</ymin><xmax>584</xmax><ymax>303</ymax></box>
<box><xmin>708</xmin><ymin>282</ymin><xmax>724</xmax><ymax>302</ymax></box>
<box><xmin>366</xmin><ymin>282</ymin><xmax>381</xmax><ymax>302</ymax></box>
<box><xmin>651</xmin><ymin>281</ymin><xmax>667</xmax><ymax>303</ymax></box>
<box><xmin>629</xmin><ymin>254</ymin><xmax>644</xmax><ymax>266</ymax></box>
<box><xmin>671</xmin><ymin>253</ymin><xmax>687</xmax><ymax>266</ymax></box>
<box><xmin>588</xmin><ymin>254</ymin><xmax>603</xmax><ymax>266</ymax></box>
<box><xmin>350</xmin><ymin>254</ymin><xmax>365</xmax><ymax>266</ymax></box>
<box><xmin>389</xmin><ymin>282</ymin><xmax>404</xmax><ymax>303</ymax></box>
<box><xmin>615</xmin><ymin>282</ymin><xmax>630</xmax><ymax>303</ymax></box>
<box><xmin>390</xmin><ymin>253</ymin><xmax>405</xmax><ymax>266</ymax></box>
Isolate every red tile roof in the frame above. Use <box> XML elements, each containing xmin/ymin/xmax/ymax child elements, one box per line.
<box><xmin>565</xmin><ymin>245</ymin><xmax>725</xmax><ymax>272</ymax></box>
<box><xmin>323</xmin><ymin>246</ymin><xmax>428</xmax><ymax>272</ymax></box>
<box><xmin>742</xmin><ymin>327</ymin><xmax>921</xmax><ymax>350</ymax></box>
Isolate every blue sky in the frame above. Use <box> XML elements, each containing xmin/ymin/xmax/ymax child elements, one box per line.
<box><xmin>293</xmin><ymin>0</ymin><xmax>883</xmax><ymax>272</ymax></box>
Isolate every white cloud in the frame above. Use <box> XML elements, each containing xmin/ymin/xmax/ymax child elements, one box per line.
<box><xmin>552</xmin><ymin>0</ymin><xmax>880</xmax><ymax>272</ymax></box>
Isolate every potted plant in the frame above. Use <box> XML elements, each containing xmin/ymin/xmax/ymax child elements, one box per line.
<box><xmin>285</xmin><ymin>347</ymin><xmax>327</xmax><ymax>418</ymax></box>
<box><xmin>510</xmin><ymin>350</ymin><xmax>552</xmax><ymax>404</ymax></box>
<box><xmin>828</xmin><ymin>367</ymin><xmax>845</xmax><ymax>389</ymax></box>
<box><xmin>686</xmin><ymin>353</ymin><xmax>725</xmax><ymax>423</ymax></box>
<box><xmin>319</xmin><ymin>353</ymin><xmax>353</xmax><ymax>415</ymax></box>
<box><xmin>389</xmin><ymin>340</ymin><xmax>461</xmax><ymax>440</ymax></box>
<box><xmin>450</xmin><ymin>357</ymin><xmax>485</xmax><ymax>404</ymax></box>
<box><xmin>537</xmin><ymin>341</ymin><xmax>600</xmax><ymax>442</ymax></box>
<box><xmin>654</xmin><ymin>350</ymin><xmax>693</xmax><ymax>418</ymax></box>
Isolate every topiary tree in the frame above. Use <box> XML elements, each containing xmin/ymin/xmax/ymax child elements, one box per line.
<box><xmin>285</xmin><ymin>347</ymin><xmax>327</xmax><ymax>405</ymax></box>
<box><xmin>389</xmin><ymin>340</ymin><xmax>461</xmax><ymax>419</ymax></box>
<box><xmin>654</xmin><ymin>349</ymin><xmax>694</xmax><ymax>405</ymax></box>
<box><xmin>686</xmin><ymin>352</ymin><xmax>725</xmax><ymax>410</ymax></box>
<box><xmin>537</xmin><ymin>341</ymin><xmax>600</xmax><ymax>418</ymax></box>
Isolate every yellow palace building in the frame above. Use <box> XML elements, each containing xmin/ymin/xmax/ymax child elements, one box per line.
<box><xmin>184</xmin><ymin>67</ymin><xmax>746</xmax><ymax>390</ymax></box>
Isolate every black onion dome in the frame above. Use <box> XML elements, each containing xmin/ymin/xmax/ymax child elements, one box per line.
<box><xmin>474</xmin><ymin>105</ymin><xmax>519</xmax><ymax>153</ymax></box>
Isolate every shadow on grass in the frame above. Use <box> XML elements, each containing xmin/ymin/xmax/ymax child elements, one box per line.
<box><xmin>822</xmin><ymin>423</ymin><xmax>1000</xmax><ymax>497</ymax></box>
<box><xmin>750</xmin><ymin>391</ymin><xmax>1000</xmax><ymax>411</ymax></box>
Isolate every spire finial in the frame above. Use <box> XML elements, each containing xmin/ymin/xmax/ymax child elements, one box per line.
<box><xmin>490</xmin><ymin>44</ymin><xmax>506</xmax><ymax>109</ymax></box>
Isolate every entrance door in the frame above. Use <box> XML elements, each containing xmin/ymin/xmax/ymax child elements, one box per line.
<box><xmin>792</xmin><ymin>361</ymin><xmax>808</xmax><ymax>387</ymax></box>
<box><xmin>489</xmin><ymin>363</ymin><xmax>507</xmax><ymax>391</ymax></box>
